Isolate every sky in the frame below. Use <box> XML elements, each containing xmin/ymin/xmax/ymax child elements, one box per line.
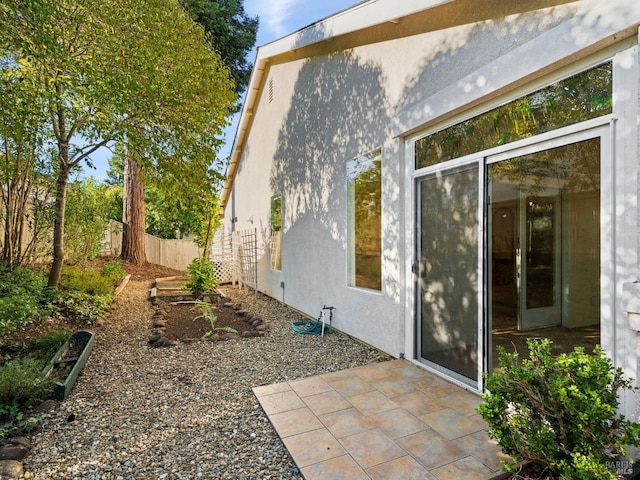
<box><xmin>82</xmin><ymin>0</ymin><xmax>358</xmax><ymax>181</ymax></box>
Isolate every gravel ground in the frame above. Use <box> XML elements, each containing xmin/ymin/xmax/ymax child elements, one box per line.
<box><xmin>24</xmin><ymin>281</ymin><xmax>391</xmax><ymax>479</ymax></box>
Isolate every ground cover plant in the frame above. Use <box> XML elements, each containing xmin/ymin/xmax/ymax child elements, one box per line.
<box><xmin>478</xmin><ymin>338</ymin><xmax>640</xmax><ymax>480</ymax></box>
<box><xmin>0</xmin><ymin>260</ymin><xmax>126</xmax><ymax>440</ymax></box>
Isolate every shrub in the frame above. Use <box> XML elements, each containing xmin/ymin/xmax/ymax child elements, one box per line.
<box><xmin>29</xmin><ymin>330</ymin><xmax>71</xmax><ymax>361</ymax></box>
<box><xmin>0</xmin><ymin>358</ymin><xmax>52</xmax><ymax>408</ymax></box>
<box><xmin>0</xmin><ymin>358</ymin><xmax>54</xmax><ymax>440</ymax></box>
<box><xmin>60</xmin><ymin>266</ymin><xmax>113</xmax><ymax>296</ymax></box>
<box><xmin>0</xmin><ymin>267</ymin><xmax>51</xmax><ymax>331</ymax></box>
<box><xmin>478</xmin><ymin>339</ymin><xmax>640</xmax><ymax>480</ymax></box>
<box><xmin>186</xmin><ymin>257</ymin><xmax>218</xmax><ymax>295</ymax></box>
<box><xmin>49</xmin><ymin>290</ymin><xmax>112</xmax><ymax>325</ymax></box>
<box><xmin>100</xmin><ymin>261</ymin><xmax>126</xmax><ymax>286</ymax></box>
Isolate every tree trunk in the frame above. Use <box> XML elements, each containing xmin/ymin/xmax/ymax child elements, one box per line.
<box><xmin>48</xmin><ymin>161</ymin><xmax>70</xmax><ymax>287</ymax></box>
<box><xmin>120</xmin><ymin>154</ymin><xmax>146</xmax><ymax>265</ymax></box>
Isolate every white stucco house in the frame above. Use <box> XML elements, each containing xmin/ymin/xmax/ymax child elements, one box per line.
<box><xmin>221</xmin><ymin>0</ymin><xmax>640</xmax><ymax>417</ymax></box>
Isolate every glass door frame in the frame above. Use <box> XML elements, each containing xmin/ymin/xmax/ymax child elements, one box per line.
<box><xmin>409</xmin><ymin>116</ymin><xmax>613</xmax><ymax>394</ymax></box>
<box><xmin>413</xmin><ymin>156</ymin><xmax>486</xmax><ymax>391</ymax></box>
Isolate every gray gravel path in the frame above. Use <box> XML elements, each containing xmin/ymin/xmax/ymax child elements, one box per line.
<box><xmin>24</xmin><ymin>281</ymin><xmax>390</xmax><ymax>479</ymax></box>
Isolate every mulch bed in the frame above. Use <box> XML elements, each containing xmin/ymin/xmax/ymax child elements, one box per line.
<box><xmin>162</xmin><ymin>301</ymin><xmax>255</xmax><ymax>340</ymax></box>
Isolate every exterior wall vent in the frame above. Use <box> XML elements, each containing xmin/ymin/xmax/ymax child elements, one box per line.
<box><xmin>268</xmin><ymin>78</ymin><xmax>274</xmax><ymax>103</ymax></box>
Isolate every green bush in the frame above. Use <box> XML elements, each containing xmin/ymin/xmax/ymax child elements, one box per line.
<box><xmin>0</xmin><ymin>267</ymin><xmax>51</xmax><ymax>331</ymax></box>
<box><xmin>60</xmin><ymin>266</ymin><xmax>113</xmax><ymax>296</ymax></box>
<box><xmin>0</xmin><ymin>358</ymin><xmax>52</xmax><ymax>408</ymax></box>
<box><xmin>100</xmin><ymin>261</ymin><xmax>126</xmax><ymax>286</ymax></box>
<box><xmin>478</xmin><ymin>339</ymin><xmax>640</xmax><ymax>480</ymax></box>
<box><xmin>186</xmin><ymin>257</ymin><xmax>218</xmax><ymax>295</ymax></box>
<box><xmin>49</xmin><ymin>290</ymin><xmax>112</xmax><ymax>325</ymax></box>
<box><xmin>28</xmin><ymin>330</ymin><xmax>71</xmax><ymax>361</ymax></box>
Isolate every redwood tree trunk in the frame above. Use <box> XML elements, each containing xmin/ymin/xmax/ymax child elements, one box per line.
<box><xmin>120</xmin><ymin>155</ymin><xmax>147</xmax><ymax>265</ymax></box>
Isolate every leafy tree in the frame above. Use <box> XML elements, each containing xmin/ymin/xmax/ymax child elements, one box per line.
<box><xmin>0</xmin><ymin>50</ymin><xmax>55</xmax><ymax>269</ymax></box>
<box><xmin>64</xmin><ymin>178</ymin><xmax>115</xmax><ymax>264</ymax></box>
<box><xmin>1</xmin><ymin>0</ymin><xmax>236</xmax><ymax>281</ymax></box>
<box><xmin>181</xmin><ymin>0</ymin><xmax>258</xmax><ymax>98</ymax></box>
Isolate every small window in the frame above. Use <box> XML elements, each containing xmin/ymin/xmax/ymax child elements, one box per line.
<box><xmin>347</xmin><ymin>149</ymin><xmax>382</xmax><ymax>291</ymax></box>
<box><xmin>270</xmin><ymin>194</ymin><xmax>282</xmax><ymax>270</ymax></box>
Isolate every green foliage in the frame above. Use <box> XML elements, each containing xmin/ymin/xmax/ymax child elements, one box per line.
<box><xmin>28</xmin><ymin>330</ymin><xmax>71</xmax><ymax>361</ymax></box>
<box><xmin>64</xmin><ymin>178</ymin><xmax>114</xmax><ymax>264</ymax></box>
<box><xmin>478</xmin><ymin>339</ymin><xmax>640</xmax><ymax>480</ymax></box>
<box><xmin>191</xmin><ymin>299</ymin><xmax>237</xmax><ymax>336</ymax></box>
<box><xmin>0</xmin><ymin>267</ymin><xmax>51</xmax><ymax>331</ymax></box>
<box><xmin>0</xmin><ymin>358</ymin><xmax>54</xmax><ymax>440</ymax></box>
<box><xmin>100</xmin><ymin>261</ymin><xmax>126</xmax><ymax>286</ymax></box>
<box><xmin>48</xmin><ymin>290</ymin><xmax>112</xmax><ymax>325</ymax></box>
<box><xmin>0</xmin><ymin>358</ymin><xmax>52</xmax><ymax>408</ymax></box>
<box><xmin>181</xmin><ymin>0</ymin><xmax>258</xmax><ymax>98</ymax></box>
<box><xmin>60</xmin><ymin>266</ymin><xmax>113</xmax><ymax>296</ymax></box>
<box><xmin>186</xmin><ymin>258</ymin><xmax>218</xmax><ymax>295</ymax></box>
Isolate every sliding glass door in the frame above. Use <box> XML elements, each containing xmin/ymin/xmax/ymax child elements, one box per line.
<box><xmin>416</xmin><ymin>164</ymin><xmax>480</xmax><ymax>387</ymax></box>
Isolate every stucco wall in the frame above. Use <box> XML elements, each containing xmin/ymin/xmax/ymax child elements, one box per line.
<box><xmin>225</xmin><ymin>1</ymin><xmax>640</xmax><ymax>367</ymax></box>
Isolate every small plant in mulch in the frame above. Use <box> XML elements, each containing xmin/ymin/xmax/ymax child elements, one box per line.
<box><xmin>478</xmin><ymin>338</ymin><xmax>640</xmax><ymax>480</ymax></box>
<box><xmin>191</xmin><ymin>299</ymin><xmax>238</xmax><ymax>339</ymax></box>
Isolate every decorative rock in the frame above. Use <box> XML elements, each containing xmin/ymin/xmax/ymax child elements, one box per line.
<box><xmin>235</xmin><ymin>310</ymin><xmax>249</xmax><ymax>316</ymax></box>
<box><xmin>35</xmin><ymin>400</ymin><xmax>58</xmax><ymax>413</ymax></box>
<box><xmin>181</xmin><ymin>338</ymin><xmax>200</xmax><ymax>344</ymax></box>
<box><xmin>220</xmin><ymin>332</ymin><xmax>241</xmax><ymax>342</ymax></box>
<box><xmin>7</xmin><ymin>437</ymin><xmax>29</xmax><ymax>449</ymax></box>
<box><xmin>0</xmin><ymin>459</ymin><xmax>23</xmax><ymax>479</ymax></box>
<box><xmin>241</xmin><ymin>331</ymin><xmax>260</xmax><ymax>338</ymax></box>
<box><xmin>256</xmin><ymin>324</ymin><xmax>270</xmax><ymax>331</ymax></box>
<box><xmin>152</xmin><ymin>319</ymin><xmax>168</xmax><ymax>328</ymax></box>
<box><xmin>0</xmin><ymin>443</ymin><xmax>28</xmax><ymax>461</ymax></box>
<box><xmin>208</xmin><ymin>333</ymin><xmax>221</xmax><ymax>342</ymax></box>
<box><xmin>148</xmin><ymin>335</ymin><xmax>175</xmax><ymax>348</ymax></box>
<box><xmin>251</xmin><ymin>319</ymin><xmax>263</xmax><ymax>327</ymax></box>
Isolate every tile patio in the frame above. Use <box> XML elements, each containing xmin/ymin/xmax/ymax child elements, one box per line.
<box><xmin>253</xmin><ymin>359</ymin><xmax>510</xmax><ymax>479</ymax></box>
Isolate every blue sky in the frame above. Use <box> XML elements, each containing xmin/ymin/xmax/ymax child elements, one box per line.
<box><xmin>83</xmin><ymin>0</ymin><xmax>357</xmax><ymax>180</ymax></box>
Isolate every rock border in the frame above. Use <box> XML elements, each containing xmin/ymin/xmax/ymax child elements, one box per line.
<box><xmin>147</xmin><ymin>289</ymin><xmax>270</xmax><ymax>348</ymax></box>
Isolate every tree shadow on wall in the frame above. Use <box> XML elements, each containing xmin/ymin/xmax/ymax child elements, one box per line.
<box><xmin>270</xmin><ymin>50</ymin><xmax>391</xmax><ymax>248</ymax></box>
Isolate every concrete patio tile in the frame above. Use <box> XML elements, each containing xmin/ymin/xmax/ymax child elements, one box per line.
<box><xmin>396</xmin><ymin>429</ymin><xmax>466</xmax><ymax>470</ymax></box>
<box><xmin>366</xmin><ymin>455</ymin><xmax>436</xmax><ymax>480</ymax></box>
<box><xmin>303</xmin><ymin>389</ymin><xmax>352</xmax><ymax>416</ymax></box>
<box><xmin>369</xmin><ymin>375</ymin><xmax>417</xmax><ymax>397</ymax></box>
<box><xmin>300</xmin><ymin>454</ymin><xmax>369</xmax><ymax>480</ymax></box>
<box><xmin>430</xmin><ymin>455</ymin><xmax>494</xmax><ymax>479</ymax></box>
<box><xmin>339</xmin><ymin>428</ymin><xmax>406</xmax><ymax>469</ymax></box>
<box><xmin>348</xmin><ymin>390</ymin><xmax>399</xmax><ymax>416</ymax></box>
<box><xmin>268</xmin><ymin>407</ymin><xmax>324</xmax><ymax>438</ymax></box>
<box><xmin>289</xmin><ymin>376</ymin><xmax>333</xmax><ymax>398</ymax></box>
<box><xmin>389</xmin><ymin>364</ymin><xmax>431</xmax><ymax>382</ymax></box>
<box><xmin>326</xmin><ymin>376</ymin><xmax>375</xmax><ymax>397</ymax></box>
<box><xmin>319</xmin><ymin>407</ymin><xmax>375</xmax><ymax>438</ymax></box>
<box><xmin>321</xmin><ymin>369</ymin><xmax>359</xmax><ymax>383</ymax></box>
<box><xmin>391</xmin><ymin>391</ymin><xmax>444</xmax><ymax>416</ymax></box>
<box><xmin>282</xmin><ymin>428</ymin><xmax>345</xmax><ymax>468</ymax></box>
<box><xmin>413</xmin><ymin>381</ymin><xmax>464</xmax><ymax>398</ymax></box>
<box><xmin>438</xmin><ymin>390</ymin><xmax>482</xmax><ymax>417</ymax></box>
<box><xmin>352</xmin><ymin>363</ymin><xmax>393</xmax><ymax>382</ymax></box>
<box><xmin>420</xmin><ymin>408</ymin><xmax>484</xmax><ymax>440</ymax></box>
<box><xmin>252</xmin><ymin>382</ymin><xmax>291</xmax><ymax>398</ymax></box>
<box><xmin>369</xmin><ymin>407</ymin><xmax>429</xmax><ymax>439</ymax></box>
<box><xmin>453</xmin><ymin>430</ymin><xmax>512</xmax><ymax>472</ymax></box>
<box><xmin>257</xmin><ymin>390</ymin><xmax>305</xmax><ymax>415</ymax></box>
<box><xmin>380</xmin><ymin>359</ymin><xmax>413</xmax><ymax>370</ymax></box>
<box><xmin>410</xmin><ymin>373</ymin><xmax>451</xmax><ymax>391</ymax></box>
